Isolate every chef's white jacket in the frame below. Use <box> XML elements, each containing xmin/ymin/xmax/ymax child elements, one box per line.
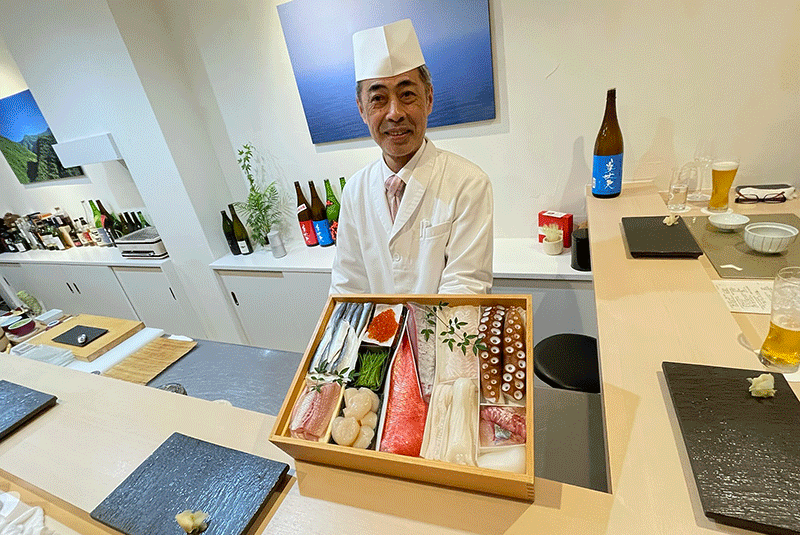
<box><xmin>330</xmin><ymin>139</ymin><xmax>493</xmax><ymax>295</ymax></box>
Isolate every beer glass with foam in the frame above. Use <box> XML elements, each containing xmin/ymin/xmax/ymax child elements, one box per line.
<box><xmin>708</xmin><ymin>159</ymin><xmax>739</xmax><ymax>213</ymax></box>
<box><xmin>759</xmin><ymin>267</ymin><xmax>800</xmax><ymax>373</ymax></box>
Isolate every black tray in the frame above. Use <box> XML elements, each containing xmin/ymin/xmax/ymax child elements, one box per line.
<box><xmin>622</xmin><ymin>216</ymin><xmax>703</xmax><ymax>258</ymax></box>
<box><xmin>52</xmin><ymin>325</ymin><xmax>108</xmax><ymax>347</ymax></box>
<box><xmin>90</xmin><ymin>433</ymin><xmax>289</xmax><ymax>535</ymax></box>
<box><xmin>0</xmin><ymin>380</ymin><xmax>57</xmax><ymax>441</ymax></box>
<box><xmin>662</xmin><ymin>362</ymin><xmax>800</xmax><ymax>534</ymax></box>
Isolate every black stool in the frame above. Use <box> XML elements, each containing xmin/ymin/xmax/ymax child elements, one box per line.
<box><xmin>533</xmin><ymin>334</ymin><xmax>600</xmax><ymax>393</ymax></box>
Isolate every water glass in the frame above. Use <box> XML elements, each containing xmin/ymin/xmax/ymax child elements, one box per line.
<box><xmin>759</xmin><ymin>266</ymin><xmax>800</xmax><ymax>372</ymax></box>
<box><xmin>668</xmin><ymin>165</ymin><xmax>690</xmax><ymax>213</ymax></box>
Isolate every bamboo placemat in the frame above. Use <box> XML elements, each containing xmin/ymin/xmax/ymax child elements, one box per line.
<box><xmin>103</xmin><ymin>338</ymin><xmax>197</xmax><ymax>385</ymax></box>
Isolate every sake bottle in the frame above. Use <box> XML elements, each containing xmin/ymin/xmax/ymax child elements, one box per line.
<box><xmin>137</xmin><ymin>211</ymin><xmax>151</xmax><ymax>228</ymax></box>
<box><xmin>339</xmin><ymin>176</ymin><xmax>346</xmax><ymax>190</ymax></box>
<box><xmin>324</xmin><ymin>179</ymin><xmax>340</xmax><ymax>243</ymax></box>
<box><xmin>592</xmin><ymin>88</ymin><xmax>623</xmax><ymax>198</ymax></box>
<box><xmin>295</xmin><ymin>181</ymin><xmax>318</xmax><ymax>247</ymax></box>
<box><xmin>308</xmin><ymin>180</ymin><xmax>333</xmax><ymax>247</ymax></box>
<box><xmin>221</xmin><ymin>210</ymin><xmax>240</xmax><ymax>255</ymax></box>
<box><xmin>228</xmin><ymin>204</ymin><xmax>252</xmax><ymax>255</ymax></box>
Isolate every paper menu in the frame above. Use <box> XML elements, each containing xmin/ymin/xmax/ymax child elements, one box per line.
<box><xmin>712</xmin><ymin>280</ymin><xmax>773</xmax><ymax>314</ymax></box>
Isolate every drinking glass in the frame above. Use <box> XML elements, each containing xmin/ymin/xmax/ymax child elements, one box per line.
<box><xmin>759</xmin><ymin>267</ymin><xmax>800</xmax><ymax>373</ymax></box>
<box><xmin>707</xmin><ymin>157</ymin><xmax>739</xmax><ymax>213</ymax></box>
<box><xmin>667</xmin><ymin>166</ymin><xmax>690</xmax><ymax>213</ymax></box>
<box><xmin>688</xmin><ymin>139</ymin><xmax>713</xmax><ymax>201</ymax></box>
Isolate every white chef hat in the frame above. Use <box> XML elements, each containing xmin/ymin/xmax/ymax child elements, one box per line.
<box><xmin>353</xmin><ymin>19</ymin><xmax>426</xmax><ymax>82</ymax></box>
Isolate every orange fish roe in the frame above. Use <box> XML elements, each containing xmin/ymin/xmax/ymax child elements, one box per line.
<box><xmin>367</xmin><ymin>309</ymin><xmax>398</xmax><ymax>343</ymax></box>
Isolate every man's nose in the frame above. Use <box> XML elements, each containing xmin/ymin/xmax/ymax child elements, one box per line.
<box><xmin>386</xmin><ymin>96</ymin><xmax>405</xmax><ymax>121</ymax></box>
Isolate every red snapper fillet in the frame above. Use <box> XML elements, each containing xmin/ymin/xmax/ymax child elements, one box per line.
<box><xmin>379</xmin><ymin>331</ymin><xmax>428</xmax><ymax>456</ymax></box>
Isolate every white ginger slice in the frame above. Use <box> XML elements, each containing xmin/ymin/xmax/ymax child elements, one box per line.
<box><xmin>175</xmin><ymin>510</ymin><xmax>209</xmax><ymax>533</ymax></box>
<box><xmin>747</xmin><ymin>373</ymin><xmax>776</xmax><ymax>398</ymax></box>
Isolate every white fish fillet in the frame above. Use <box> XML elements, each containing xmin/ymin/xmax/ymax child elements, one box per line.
<box><xmin>444</xmin><ymin>378</ymin><xmax>478</xmax><ymax>466</ymax></box>
<box><xmin>436</xmin><ymin>306</ymin><xmax>479</xmax><ymax>382</ymax></box>
<box><xmin>408</xmin><ymin>303</ymin><xmax>436</xmax><ymax>402</ymax></box>
<box><xmin>420</xmin><ymin>383</ymin><xmax>453</xmax><ymax>461</ymax></box>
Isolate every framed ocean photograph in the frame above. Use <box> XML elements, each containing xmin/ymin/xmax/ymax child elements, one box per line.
<box><xmin>0</xmin><ymin>89</ymin><xmax>83</xmax><ymax>184</ymax></box>
<box><xmin>277</xmin><ymin>0</ymin><xmax>495</xmax><ymax>145</ymax></box>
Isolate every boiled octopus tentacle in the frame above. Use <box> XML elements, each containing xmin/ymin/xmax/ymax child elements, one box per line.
<box><xmin>502</xmin><ymin>306</ymin><xmax>526</xmax><ymax>404</ymax></box>
<box><xmin>478</xmin><ymin>305</ymin><xmax>505</xmax><ymax>403</ymax></box>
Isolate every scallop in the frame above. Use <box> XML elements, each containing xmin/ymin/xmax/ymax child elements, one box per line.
<box><xmin>331</xmin><ymin>416</ymin><xmax>360</xmax><ymax>446</ymax></box>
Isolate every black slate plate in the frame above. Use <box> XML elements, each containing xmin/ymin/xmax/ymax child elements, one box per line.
<box><xmin>90</xmin><ymin>433</ymin><xmax>289</xmax><ymax>535</ymax></box>
<box><xmin>0</xmin><ymin>380</ymin><xmax>57</xmax><ymax>441</ymax></box>
<box><xmin>52</xmin><ymin>325</ymin><xmax>108</xmax><ymax>347</ymax></box>
<box><xmin>662</xmin><ymin>362</ymin><xmax>800</xmax><ymax>534</ymax></box>
<box><xmin>622</xmin><ymin>216</ymin><xmax>703</xmax><ymax>258</ymax></box>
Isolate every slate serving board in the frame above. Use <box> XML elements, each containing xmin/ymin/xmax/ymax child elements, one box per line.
<box><xmin>90</xmin><ymin>433</ymin><xmax>289</xmax><ymax>535</ymax></box>
<box><xmin>0</xmin><ymin>380</ymin><xmax>57</xmax><ymax>441</ymax></box>
<box><xmin>621</xmin><ymin>216</ymin><xmax>703</xmax><ymax>258</ymax></box>
<box><xmin>52</xmin><ymin>325</ymin><xmax>108</xmax><ymax>347</ymax></box>
<box><xmin>662</xmin><ymin>362</ymin><xmax>800</xmax><ymax>534</ymax></box>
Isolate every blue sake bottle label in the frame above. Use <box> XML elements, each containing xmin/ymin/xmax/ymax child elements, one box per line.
<box><xmin>592</xmin><ymin>153</ymin><xmax>623</xmax><ymax>195</ymax></box>
<box><xmin>312</xmin><ymin>219</ymin><xmax>334</xmax><ymax>246</ymax></box>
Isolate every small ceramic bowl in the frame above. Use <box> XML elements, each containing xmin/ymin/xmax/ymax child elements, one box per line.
<box><xmin>744</xmin><ymin>222</ymin><xmax>799</xmax><ymax>254</ymax></box>
<box><xmin>7</xmin><ymin>317</ymin><xmax>35</xmax><ymax>337</ymax></box>
<box><xmin>709</xmin><ymin>213</ymin><xmax>750</xmax><ymax>232</ymax></box>
<box><xmin>1</xmin><ymin>314</ymin><xmax>23</xmax><ymax>332</ymax></box>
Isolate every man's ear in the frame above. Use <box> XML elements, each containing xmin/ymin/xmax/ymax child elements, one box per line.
<box><xmin>426</xmin><ymin>86</ymin><xmax>434</xmax><ymax>116</ymax></box>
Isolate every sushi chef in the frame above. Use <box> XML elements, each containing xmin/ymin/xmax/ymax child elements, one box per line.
<box><xmin>330</xmin><ymin>19</ymin><xmax>494</xmax><ymax>295</ymax></box>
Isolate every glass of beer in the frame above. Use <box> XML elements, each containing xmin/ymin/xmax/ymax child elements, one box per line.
<box><xmin>707</xmin><ymin>158</ymin><xmax>739</xmax><ymax>213</ymax></box>
<box><xmin>759</xmin><ymin>266</ymin><xmax>800</xmax><ymax>373</ymax></box>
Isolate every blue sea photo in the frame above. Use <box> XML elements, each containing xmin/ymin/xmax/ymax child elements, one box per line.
<box><xmin>277</xmin><ymin>0</ymin><xmax>495</xmax><ymax>144</ymax></box>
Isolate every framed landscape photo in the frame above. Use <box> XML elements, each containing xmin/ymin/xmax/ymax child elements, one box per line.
<box><xmin>0</xmin><ymin>89</ymin><xmax>83</xmax><ymax>184</ymax></box>
<box><xmin>277</xmin><ymin>0</ymin><xmax>495</xmax><ymax>145</ymax></box>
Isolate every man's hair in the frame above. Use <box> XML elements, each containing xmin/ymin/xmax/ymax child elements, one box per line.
<box><xmin>356</xmin><ymin>64</ymin><xmax>432</xmax><ymax>103</ymax></box>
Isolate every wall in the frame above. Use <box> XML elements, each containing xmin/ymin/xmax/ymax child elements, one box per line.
<box><xmin>162</xmin><ymin>0</ymin><xmax>800</xmax><ymax>240</ymax></box>
<box><xmin>0</xmin><ymin>0</ymin><xmax>243</xmax><ymax>342</ymax></box>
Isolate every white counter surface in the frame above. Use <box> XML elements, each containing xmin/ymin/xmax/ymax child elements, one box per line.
<box><xmin>0</xmin><ymin>246</ymin><xmax>168</xmax><ymax>268</ymax></box>
<box><xmin>210</xmin><ymin>237</ymin><xmax>592</xmax><ymax>281</ymax></box>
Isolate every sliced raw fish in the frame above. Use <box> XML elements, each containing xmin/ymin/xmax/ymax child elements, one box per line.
<box><xmin>379</xmin><ymin>330</ymin><xmax>428</xmax><ymax>457</ymax></box>
<box><xmin>407</xmin><ymin>302</ymin><xmax>436</xmax><ymax>403</ymax></box>
<box><xmin>289</xmin><ymin>381</ymin><xmax>341</xmax><ymax>441</ymax></box>
<box><xmin>479</xmin><ymin>405</ymin><xmax>526</xmax><ymax>447</ymax></box>
<box><xmin>436</xmin><ymin>306</ymin><xmax>480</xmax><ymax>383</ymax></box>
<box><xmin>444</xmin><ymin>378</ymin><xmax>478</xmax><ymax>466</ymax></box>
<box><xmin>420</xmin><ymin>383</ymin><xmax>453</xmax><ymax>461</ymax></box>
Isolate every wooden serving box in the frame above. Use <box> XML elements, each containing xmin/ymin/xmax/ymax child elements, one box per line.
<box><xmin>270</xmin><ymin>294</ymin><xmax>535</xmax><ymax>501</ymax></box>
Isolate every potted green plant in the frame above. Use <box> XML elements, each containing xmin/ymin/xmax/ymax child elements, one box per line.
<box><xmin>541</xmin><ymin>223</ymin><xmax>563</xmax><ymax>255</ymax></box>
<box><xmin>233</xmin><ymin>143</ymin><xmax>284</xmax><ymax>255</ymax></box>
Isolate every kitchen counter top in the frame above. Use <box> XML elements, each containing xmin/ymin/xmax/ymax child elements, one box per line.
<box><xmin>0</xmin><ymin>246</ymin><xmax>168</xmax><ymax>268</ymax></box>
<box><xmin>211</xmin><ymin>237</ymin><xmax>592</xmax><ymax>281</ymax></box>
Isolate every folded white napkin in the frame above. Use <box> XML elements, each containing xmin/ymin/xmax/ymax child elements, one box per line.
<box><xmin>0</xmin><ymin>492</ymin><xmax>57</xmax><ymax>535</ymax></box>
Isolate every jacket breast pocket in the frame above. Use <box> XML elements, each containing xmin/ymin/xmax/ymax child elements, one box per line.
<box><xmin>421</xmin><ymin>221</ymin><xmax>452</xmax><ymax>241</ymax></box>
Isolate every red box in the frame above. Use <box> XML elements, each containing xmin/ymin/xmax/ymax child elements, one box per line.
<box><xmin>538</xmin><ymin>211</ymin><xmax>573</xmax><ymax>248</ymax></box>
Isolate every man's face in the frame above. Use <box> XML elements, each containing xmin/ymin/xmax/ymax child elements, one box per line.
<box><xmin>357</xmin><ymin>68</ymin><xmax>433</xmax><ymax>172</ymax></box>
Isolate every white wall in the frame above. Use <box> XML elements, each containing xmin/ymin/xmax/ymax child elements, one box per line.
<box><xmin>0</xmin><ymin>0</ymin><xmax>243</xmax><ymax>342</ymax></box>
<box><xmin>162</xmin><ymin>0</ymin><xmax>800</xmax><ymax>240</ymax></box>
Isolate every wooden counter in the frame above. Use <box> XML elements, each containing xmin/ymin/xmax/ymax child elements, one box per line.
<box><xmin>2</xmin><ymin>182</ymin><xmax>798</xmax><ymax>534</ymax></box>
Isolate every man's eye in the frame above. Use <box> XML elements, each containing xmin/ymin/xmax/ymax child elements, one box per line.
<box><xmin>370</xmin><ymin>95</ymin><xmax>385</xmax><ymax>103</ymax></box>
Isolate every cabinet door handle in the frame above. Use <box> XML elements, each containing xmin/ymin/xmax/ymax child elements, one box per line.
<box><xmin>73</xmin><ymin>283</ymin><xmax>81</xmax><ymax>295</ymax></box>
<box><xmin>169</xmin><ymin>287</ymin><xmax>176</xmax><ymax>301</ymax></box>
<box><xmin>231</xmin><ymin>291</ymin><xmax>239</xmax><ymax>306</ymax></box>
<box><xmin>66</xmin><ymin>282</ymin><xmax>74</xmax><ymax>293</ymax></box>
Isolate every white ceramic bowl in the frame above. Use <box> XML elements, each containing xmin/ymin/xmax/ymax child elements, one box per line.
<box><xmin>743</xmin><ymin>222</ymin><xmax>799</xmax><ymax>254</ymax></box>
<box><xmin>709</xmin><ymin>213</ymin><xmax>750</xmax><ymax>232</ymax></box>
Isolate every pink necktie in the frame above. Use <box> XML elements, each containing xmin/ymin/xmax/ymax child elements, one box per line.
<box><xmin>385</xmin><ymin>174</ymin><xmax>405</xmax><ymax>222</ymax></box>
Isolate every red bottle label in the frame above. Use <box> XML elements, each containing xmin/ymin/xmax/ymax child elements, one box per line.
<box><xmin>300</xmin><ymin>220</ymin><xmax>318</xmax><ymax>246</ymax></box>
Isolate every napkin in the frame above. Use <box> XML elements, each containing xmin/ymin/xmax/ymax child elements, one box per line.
<box><xmin>0</xmin><ymin>491</ymin><xmax>57</xmax><ymax>535</ymax></box>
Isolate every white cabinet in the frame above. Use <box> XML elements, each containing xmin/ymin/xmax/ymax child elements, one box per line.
<box><xmin>493</xmin><ymin>278</ymin><xmax>597</xmax><ymax>345</ymax></box>
<box><xmin>16</xmin><ymin>263</ymin><xmax>138</xmax><ymax>320</ymax></box>
<box><xmin>217</xmin><ymin>270</ymin><xmax>331</xmax><ymax>353</ymax></box>
<box><xmin>113</xmin><ymin>266</ymin><xmax>198</xmax><ymax>336</ymax></box>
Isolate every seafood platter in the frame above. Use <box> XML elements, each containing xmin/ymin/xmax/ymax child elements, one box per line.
<box><xmin>270</xmin><ymin>294</ymin><xmax>534</xmax><ymax>501</ymax></box>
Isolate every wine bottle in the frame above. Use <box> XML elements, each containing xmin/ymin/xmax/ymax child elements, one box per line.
<box><xmin>339</xmin><ymin>176</ymin><xmax>346</xmax><ymax>190</ymax></box>
<box><xmin>295</xmin><ymin>181</ymin><xmax>318</xmax><ymax>247</ymax></box>
<box><xmin>137</xmin><ymin>211</ymin><xmax>150</xmax><ymax>228</ymax></box>
<box><xmin>221</xmin><ymin>210</ymin><xmax>240</xmax><ymax>255</ymax></box>
<box><xmin>592</xmin><ymin>88</ymin><xmax>623</xmax><ymax>198</ymax></box>
<box><xmin>88</xmin><ymin>200</ymin><xmax>102</xmax><ymax>228</ymax></box>
<box><xmin>228</xmin><ymin>204</ymin><xmax>252</xmax><ymax>255</ymax></box>
<box><xmin>308</xmin><ymin>180</ymin><xmax>333</xmax><ymax>247</ymax></box>
<box><xmin>324</xmin><ymin>179</ymin><xmax>341</xmax><ymax>243</ymax></box>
